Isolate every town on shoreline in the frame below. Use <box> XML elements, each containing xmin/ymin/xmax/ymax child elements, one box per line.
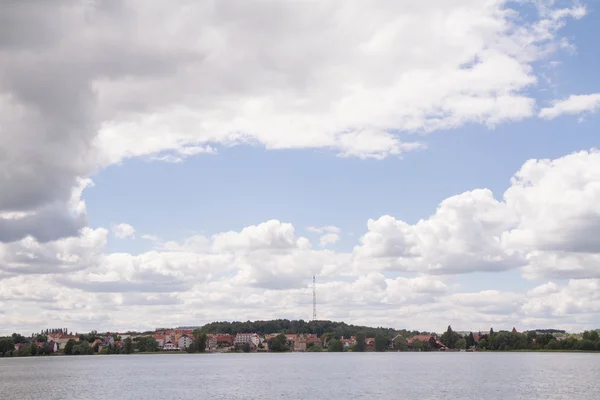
<box><xmin>1</xmin><ymin>320</ymin><xmax>599</xmax><ymax>357</ymax></box>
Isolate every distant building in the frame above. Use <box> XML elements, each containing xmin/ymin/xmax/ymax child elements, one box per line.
<box><xmin>293</xmin><ymin>334</ymin><xmax>320</xmax><ymax>351</ymax></box>
<box><xmin>235</xmin><ymin>333</ymin><xmax>260</xmax><ymax>347</ymax></box>
<box><xmin>178</xmin><ymin>335</ymin><xmax>192</xmax><ymax>350</ymax></box>
<box><xmin>47</xmin><ymin>333</ymin><xmax>79</xmax><ymax>350</ymax></box>
<box><xmin>163</xmin><ymin>342</ymin><xmax>178</xmax><ymax>351</ymax></box>
<box><xmin>207</xmin><ymin>335</ymin><xmax>218</xmax><ymax>351</ymax></box>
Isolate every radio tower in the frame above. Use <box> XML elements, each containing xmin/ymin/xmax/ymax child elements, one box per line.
<box><xmin>312</xmin><ymin>275</ymin><xmax>317</xmax><ymax>321</ymax></box>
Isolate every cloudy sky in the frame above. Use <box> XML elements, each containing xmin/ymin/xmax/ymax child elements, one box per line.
<box><xmin>1</xmin><ymin>0</ymin><xmax>600</xmax><ymax>335</ymax></box>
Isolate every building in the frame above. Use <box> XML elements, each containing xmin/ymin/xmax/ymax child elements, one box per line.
<box><xmin>163</xmin><ymin>342</ymin><xmax>179</xmax><ymax>351</ymax></box>
<box><xmin>234</xmin><ymin>333</ymin><xmax>260</xmax><ymax>347</ymax></box>
<box><xmin>178</xmin><ymin>335</ymin><xmax>192</xmax><ymax>350</ymax></box>
<box><xmin>293</xmin><ymin>334</ymin><xmax>321</xmax><ymax>351</ymax></box>
<box><xmin>215</xmin><ymin>334</ymin><xmax>235</xmax><ymax>348</ymax></box>
<box><xmin>340</xmin><ymin>337</ymin><xmax>355</xmax><ymax>349</ymax></box>
<box><xmin>47</xmin><ymin>333</ymin><xmax>79</xmax><ymax>350</ymax></box>
<box><xmin>408</xmin><ymin>335</ymin><xmax>446</xmax><ymax>350</ymax></box>
<box><xmin>153</xmin><ymin>334</ymin><xmax>166</xmax><ymax>348</ymax></box>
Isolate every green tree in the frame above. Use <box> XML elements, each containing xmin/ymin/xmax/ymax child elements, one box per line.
<box><xmin>353</xmin><ymin>333</ymin><xmax>366</xmax><ymax>352</ymax></box>
<box><xmin>422</xmin><ymin>340</ymin><xmax>431</xmax><ymax>352</ymax></box>
<box><xmin>582</xmin><ymin>331</ymin><xmax>600</xmax><ymax>342</ymax></box>
<box><xmin>72</xmin><ymin>340</ymin><xmax>93</xmax><ymax>355</ymax></box>
<box><xmin>64</xmin><ymin>339</ymin><xmax>76</xmax><ymax>355</ymax></box>
<box><xmin>30</xmin><ymin>344</ymin><xmax>38</xmax><ymax>356</ymax></box>
<box><xmin>546</xmin><ymin>339</ymin><xmax>559</xmax><ymax>350</ymax></box>
<box><xmin>441</xmin><ymin>326</ymin><xmax>461</xmax><ymax>349</ymax></box>
<box><xmin>35</xmin><ymin>335</ymin><xmax>47</xmax><ymax>343</ymax></box>
<box><xmin>394</xmin><ymin>336</ymin><xmax>408</xmax><ymax>351</ymax></box>
<box><xmin>307</xmin><ymin>344</ymin><xmax>323</xmax><ymax>352</ymax></box>
<box><xmin>124</xmin><ymin>338</ymin><xmax>134</xmax><ymax>354</ymax></box>
<box><xmin>455</xmin><ymin>338</ymin><xmax>467</xmax><ymax>350</ymax></box>
<box><xmin>269</xmin><ymin>334</ymin><xmax>289</xmax><ymax>352</ymax></box>
<box><xmin>327</xmin><ymin>339</ymin><xmax>343</xmax><ymax>352</ymax></box>
<box><xmin>578</xmin><ymin>339</ymin><xmax>595</xmax><ymax>351</ymax></box>
<box><xmin>374</xmin><ymin>334</ymin><xmax>389</xmax><ymax>352</ymax></box>
<box><xmin>191</xmin><ymin>330</ymin><xmax>208</xmax><ymax>353</ymax></box>
<box><xmin>466</xmin><ymin>332</ymin><xmax>475</xmax><ymax>348</ymax></box>
<box><xmin>11</xmin><ymin>333</ymin><xmax>26</xmax><ymax>344</ymax></box>
<box><xmin>0</xmin><ymin>339</ymin><xmax>14</xmax><ymax>355</ymax></box>
<box><xmin>135</xmin><ymin>336</ymin><xmax>158</xmax><ymax>353</ymax></box>
<box><xmin>242</xmin><ymin>342</ymin><xmax>251</xmax><ymax>353</ymax></box>
<box><xmin>478</xmin><ymin>338</ymin><xmax>488</xmax><ymax>350</ymax></box>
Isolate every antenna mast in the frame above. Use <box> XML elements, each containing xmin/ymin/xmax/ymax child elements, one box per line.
<box><xmin>312</xmin><ymin>275</ymin><xmax>317</xmax><ymax>321</ymax></box>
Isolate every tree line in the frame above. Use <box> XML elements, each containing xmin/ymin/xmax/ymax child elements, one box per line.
<box><xmin>200</xmin><ymin>319</ymin><xmax>420</xmax><ymax>339</ymax></box>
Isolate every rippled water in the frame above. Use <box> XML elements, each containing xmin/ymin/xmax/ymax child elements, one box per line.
<box><xmin>1</xmin><ymin>352</ymin><xmax>599</xmax><ymax>399</ymax></box>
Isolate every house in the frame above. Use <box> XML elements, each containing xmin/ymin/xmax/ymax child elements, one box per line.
<box><xmin>178</xmin><ymin>334</ymin><xmax>192</xmax><ymax>350</ymax></box>
<box><xmin>284</xmin><ymin>334</ymin><xmax>297</xmax><ymax>346</ymax></box>
<box><xmin>340</xmin><ymin>337</ymin><xmax>355</xmax><ymax>349</ymax></box>
<box><xmin>391</xmin><ymin>334</ymin><xmax>406</xmax><ymax>349</ymax></box>
<box><xmin>163</xmin><ymin>342</ymin><xmax>179</xmax><ymax>351</ymax></box>
<box><xmin>407</xmin><ymin>335</ymin><xmax>445</xmax><ymax>350</ymax></box>
<box><xmin>365</xmin><ymin>338</ymin><xmax>376</xmax><ymax>351</ymax></box>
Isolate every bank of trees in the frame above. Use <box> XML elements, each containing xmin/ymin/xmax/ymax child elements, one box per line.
<box><xmin>201</xmin><ymin>319</ymin><xmax>399</xmax><ymax>339</ymax></box>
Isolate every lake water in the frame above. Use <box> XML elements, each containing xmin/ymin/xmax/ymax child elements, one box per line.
<box><xmin>1</xmin><ymin>352</ymin><xmax>599</xmax><ymax>399</ymax></box>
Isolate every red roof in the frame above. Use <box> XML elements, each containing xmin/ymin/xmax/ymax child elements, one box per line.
<box><xmin>407</xmin><ymin>335</ymin><xmax>433</xmax><ymax>344</ymax></box>
<box><xmin>215</xmin><ymin>334</ymin><xmax>234</xmax><ymax>343</ymax></box>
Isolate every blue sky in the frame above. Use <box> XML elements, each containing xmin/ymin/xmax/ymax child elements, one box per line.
<box><xmin>2</xmin><ymin>0</ymin><xmax>600</xmax><ymax>334</ymax></box>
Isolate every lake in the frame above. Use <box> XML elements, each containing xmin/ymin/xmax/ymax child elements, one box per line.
<box><xmin>0</xmin><ymin>352</ymin><xmax>598</xmax><ymax>399</ymax></box>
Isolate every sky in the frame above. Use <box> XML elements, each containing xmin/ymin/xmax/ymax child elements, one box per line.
<box><xmin>1</xmin><ymin>0</ymin><xmax>600</xmax><ymax>335</ymax></box>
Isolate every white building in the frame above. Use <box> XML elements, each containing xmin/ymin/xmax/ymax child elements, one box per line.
<box><xmin>178</xmin><ymin>335</ymin><xmax>192</xmax><ymax>350</ymax></box>
<box><xmin>234</xmin><ymin>333</ymin><xmax>260</xmax><ymax>347</ymax></box>
<box><xmin>163</xmin><ymin>342</ymin><xmax>179</xmax><ymax>351</ymax></box>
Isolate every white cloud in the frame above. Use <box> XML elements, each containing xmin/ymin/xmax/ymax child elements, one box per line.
<box><xmin>319</xmin><ymin>233</ymin><xmax>340</xmax><ymax>248</ymax></box>
<box><xmin>211</xmin><ymin>220</ymin><xmax>301</xmax><ymax>252</ymax></box>
<box><xmin>87</xmin><ymin>0</ymin><xmax>584</xmax><ymax>165</ymax></box>
<box><xmin>353</xmin><ymin>149</ymin><xmax>600</xmax><ymax>278</ymax></box>
<box><xmin>0</xmin><ymin>0</ymin><xmax>587</xmax><ymax>263</ymax></box>
<box><xmin>307</xmin><ymin>225</ymin><xmax>341</xmax><ymax>234</ymax></box>
<box><xmin>112</xmin><ymin>223</ymin><xmax>136</xmax><ymax>239</ymax></box>
<box><xmin>353</xmin><ymin>189</ymin><xmax>522</xmax><ymax>274</ymax></box>
<box><xmin>2</xmin><ymin>148</ymin><xmax>600</xmax><ymax>333</ymax></box>
<box><xmin>0</xmin><ymin>227</ymin><xmax>108</xmax><ymax>275</ymax></box>
<box><xmin>539</xmin><ymin>93</ymin><xmax>600</xmax><ymax>119</ymax></box>
<box><xmin>141</xmin><ymin>234</ymin><xmax>159</xmax><ymax>241</ymax></box>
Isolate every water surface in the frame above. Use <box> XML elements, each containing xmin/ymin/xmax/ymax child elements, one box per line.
<box><xmin>1</xmin><ymin>352</ymin><xmax>598</xmax><ymax>399</ymax></box>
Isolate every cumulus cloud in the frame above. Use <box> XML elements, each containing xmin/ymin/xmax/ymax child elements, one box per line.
<box><xmin>353</xmin><ymin>149</ymin><xmax>600</xmax><ymax>279</ymax></box>
<box><xmin>3</xmin><ymin>149</ymin><xmax>600</xmax><ymax>332</ymax></box>
<box><xmin>211</xmin><ymin>220</ymin><xmax>301</xmax><ymax>252</ymax></box>
<box><xmin>0</xmin><ymin>0</ymin><xmax>587</xmax><ymax>235</ymax></box>
<box><xmin>1</xmin><ymin>1</ymin><xmax>598</xmax><ymax>333</ymax></box>
<box><xmin>353</xmin><ymin>189</ymin><xmax>522</xmax><ymax>274</ymax></box>
<box><xmin>539</xmin><ymin>93</ymin><xmax>600</xmax><ymax>119</ymax></box>
<box><xmin>112</xmin><ymin>223</ymin><xmax>136</xmax><ymax>239</ymax></box>
<box><xmin>319</xmin><ymin>233</ymin><xmax>340</xmax><ymax>248</ymax></box>
<box><xmin>307</xmin><ymin>226</ymin><xmax>341</xmax><ymax>235</ymax></box>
